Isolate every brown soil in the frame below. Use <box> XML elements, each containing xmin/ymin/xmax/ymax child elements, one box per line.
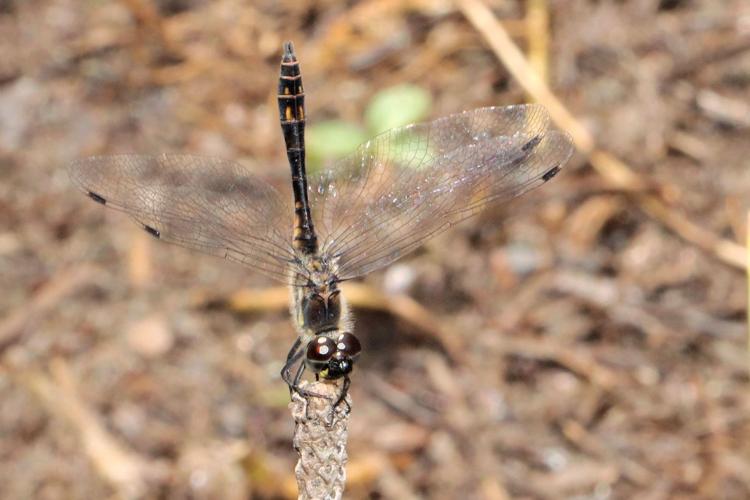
<box><xmin>1</xmin><ymin>0</ymin><xmax>749</xmax><ymax>498</ymax></box>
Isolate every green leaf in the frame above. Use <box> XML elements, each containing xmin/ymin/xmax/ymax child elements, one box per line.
<box><xmin>306</xmin><ymin>120</ymin><xmax>367</xmax><ymax>172</ymax></box>
<box><xmin>364</xmin><ymin>84</ymin><xmax>432</xmax><ymax>135</ymax></box>
<box><xmin>388</xmin><ymin>133</ymin><xmax>435</xmax><ymax>169</ymax></box>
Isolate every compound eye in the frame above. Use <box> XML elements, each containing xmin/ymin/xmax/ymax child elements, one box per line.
<box><xmin>306</xmin><ymin>336</ymin><xmax>336</xmax><ymax>363</ymax></box>
<box><xmin>335</xmin><ymin>332</ymin><xmax>361</xmax><ymax>358</ymax></box>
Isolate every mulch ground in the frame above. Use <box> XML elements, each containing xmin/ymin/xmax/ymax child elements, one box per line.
<box><xmin>1</xmin><ymin>0</ymin><xmax>749</xmax><ymax>498</ymax></box>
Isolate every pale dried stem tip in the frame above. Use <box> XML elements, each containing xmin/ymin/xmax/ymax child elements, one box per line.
<box><xmin>290</xmin><ymin>380</ymin><xmax>351</xmax><ymax>500</ymax></box>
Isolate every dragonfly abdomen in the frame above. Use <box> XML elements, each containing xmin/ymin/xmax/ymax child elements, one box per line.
<box><xmin>278</xmin><ymin>41</ymin><xmax>317</xmax><ymax>254</ymax></box>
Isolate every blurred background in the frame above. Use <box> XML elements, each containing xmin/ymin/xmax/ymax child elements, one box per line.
<box><xmin>1</xmin><ymin>0</ymin><xmax>750</xmax><ymax>498</ymax></box>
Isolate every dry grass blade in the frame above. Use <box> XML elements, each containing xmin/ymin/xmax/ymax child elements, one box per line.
<box><xmin>119</xmin><ymin>0</ymin><xmax>175</xmax><ymax>53</ymax></box>
<box><xmin>456</xmin><ymin>0</ymin><xmax>595</xmax><ymax>154</ymax></box>
<box><xmin>0</xmin><ymin>266</ymin><xmax>99</xmax><ymax>354</ymax></box>
<box><xmin>525</xmin><ymin>0</ymin><xmax>549</xmax><ymax>86</ymax></box>
<box><xmin>290</xmin><ymin>380</ymin><xmax>351</xmax><ymax>500</ymax></box>
<box><xmin>456</xmin><ymin>0</ymin><xmax>746</xmax><ymax>270</ymax></box>
<box><xmin>19</xmin><ymin>358</ymin><xmax>164</xmax><ymax>499</ymax></box>
<box><xmin>128</xmin><ymin>226</ymin><xmax>153</xmax><ymax>289</ymax></box>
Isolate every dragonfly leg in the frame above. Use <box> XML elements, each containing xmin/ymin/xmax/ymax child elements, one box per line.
<box><xmin>281</xmin><ymin>343</ymin><xmax>328</xmax><ymax>400</ymax></box>
<box><xmin>326</xmin><ymin>376</ymin><xmax>351</xmax><ymax>426</ymax></box>
<box><xmin>285</xmin><ymin>337</ymin><xmax>301</xmax><ymax>362</ymax></box>
<box><xmin>335</xmin><ymin>375</ymin><xmax>351</xmax><ymax>413</ymax></box>
<box><xmin>282</xmin><ymin>337</ymin><xmax>308</xmax><ymax>390</ymax></box>
<box><xmin>291</xmin><ymin>356</ymin><xmax>306</xmax><ymax>388</ymax></box>
<box><xmin>282</xmin><ymin>338</ymin><xmax>303</xmax><ymax>393</ymax></box>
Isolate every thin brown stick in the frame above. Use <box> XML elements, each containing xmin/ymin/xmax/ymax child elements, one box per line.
<box><xmin>290</xmin><ymin>380</ymin><xmax>351</xmax><ymax>500</ymax></box>
<box><xmin>525</xmin><ymin>0</ymin><xmax>549</xmax><ymax>86</ymax></box>
<box><xmin>667</xmin><ymin>36</ymin><xmax>750</xmax><ymax>81</ymax></box>
<box><xmin>18</xmin><ymin>358</ymin><xmax>165</xmax><ymax>498</ymax></box>
<box><xmin>0</xmin><ymin>265</ymin><xmax>99</xmax><ymax>354</ymax></box>
<box><xmin>456</xmin><ymin>0</ymin><xmax>746</xmax><ymax>270</ymax></box>
<box><xmin>119</xmin><ymin>0</ymin><xmax>174</xmax><ymax>52</ymax></box>
<box><xmin>128</xmin><ymin>225</ymin><xmax>153</xmax><ymax>289</ymax></box>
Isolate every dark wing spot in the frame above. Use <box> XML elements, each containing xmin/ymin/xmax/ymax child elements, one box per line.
<box><xmin>143</xmin><ymin>224</ymin><xmax>161</xmax><ymax>238</ymax></box>
<box><xmin>522</xmin><ymin>134</ymin><xmax>542</xmax><ymax>153</ymax></box>
<box><xmin>542</xmin><ymin>165</ymin><xmax>561</xmax><ymax>182</ymax></box>
<box><xmin>87</xmin><ymin>191</ymin><xmax>107</xmax><ymax>205</ymax></box>
<box><xmin>510</xmin><ymin>148</ymin><xmax>537</xmax><ymax>168</ymax></box>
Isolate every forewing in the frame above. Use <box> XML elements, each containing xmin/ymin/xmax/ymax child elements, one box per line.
<box><xmin>68</xmin><ymin>154</ymin><xmax>298</xmax><ymax>283</ymax></box>
<box><xmin>309</xmin><ymin>104</ymin><xmax>574</xmax><ymax>280</ymax></box>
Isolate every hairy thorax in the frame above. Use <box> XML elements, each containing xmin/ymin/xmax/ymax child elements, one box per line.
<box><xmin>289</xmin><ymin>252</ymin><xmax>352</xmax><ymax>342</ymax></box>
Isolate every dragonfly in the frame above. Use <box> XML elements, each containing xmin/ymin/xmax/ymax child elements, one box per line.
<box><xmin>68</xmin><ymin>41</ymin><xmax>574</xmax><ymax>410</ymax></box>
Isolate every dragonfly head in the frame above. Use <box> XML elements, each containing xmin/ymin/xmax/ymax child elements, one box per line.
<box><xmin>305</xmin><ymin>332</ymin><xmax>362</xmax><ymax>380</ymax></box>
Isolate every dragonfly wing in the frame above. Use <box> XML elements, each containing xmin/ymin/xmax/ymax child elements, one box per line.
<box><xmin>309</xmin><ymin>104</ymin><xmax>574</xmax><ymax>280</ymax></box>
<box><xmin>68</xmin><ymin>154</ymin><xmax>299</xmax><ymax>283</ymax></box>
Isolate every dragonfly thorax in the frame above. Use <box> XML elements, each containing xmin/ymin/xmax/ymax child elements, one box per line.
<box><xmin>290</xmin><ymin>254</ymin><xmax>351</xmax><ymax>337</ymax></box>
<box><xmin>291</xmin><ymin>272</ymin><xmax>360</xmax><ymax>381</ymax></box>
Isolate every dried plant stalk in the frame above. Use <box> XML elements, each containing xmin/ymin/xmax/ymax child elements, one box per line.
<box><xmin>457</xmin><ymin>0</ymin><xmax>746</xmax><ymax>270</ymax></box>
<box><xmin>290</xmin><ymin>380</ymin><xmax>351</xmax><ymax>500</ymax></box>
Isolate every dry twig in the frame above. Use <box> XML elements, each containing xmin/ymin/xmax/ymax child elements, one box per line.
<box><xmin>456</xmin><ymin>0</ymin><xmax>746</xmax><ymax>270</ymax></box>
<box><xmin>525</xmin><ymin>0</ymin><xmax>549</xmax><ymax>86</ymax></box>
<box><xmin>19</xmin><ymin>358</ymin><xmax>164</xmax><ymax>498</ymax></box>
<box><xmin>0</xmin><ymin>265</ymin><xmax>99</xmax><ymax>354</ymax></box>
